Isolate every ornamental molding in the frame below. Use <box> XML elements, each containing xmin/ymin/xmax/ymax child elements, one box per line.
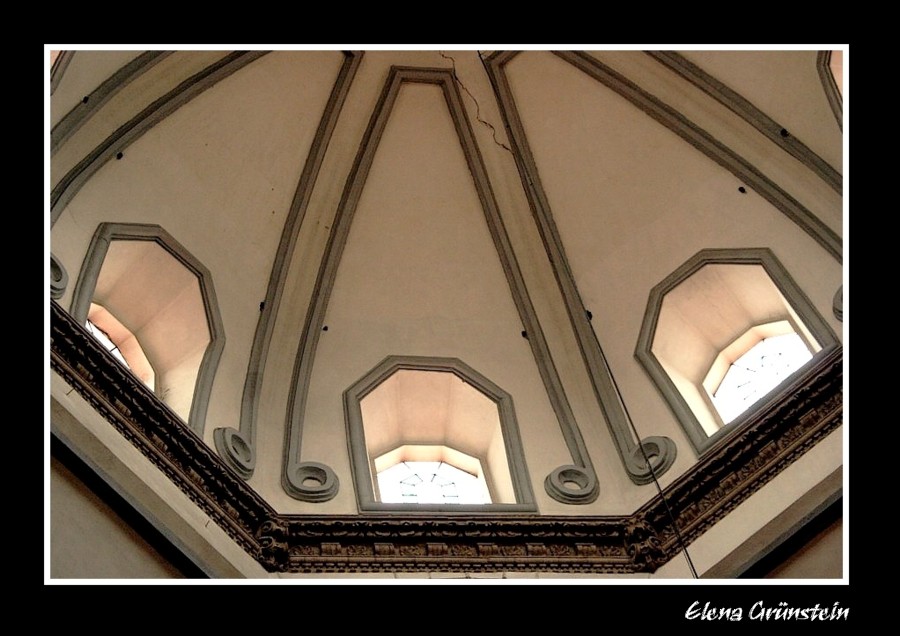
<box><xmin>50</xmin><ymin>300</ymin><xmax>842</xmax><ymax>574</ymax></box>
<box><xmin>281</xmin><ymin>66</ymin><xmax>600</xmax><ymax>504</ymax></box>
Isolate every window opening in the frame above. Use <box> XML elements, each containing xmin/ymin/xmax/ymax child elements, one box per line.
<box><xmin>373</xmin><ymin>444</ymin><xmax>492</xmax><ymax>505</ymax></box>
<box><xmin>708</xmin><ymin>331</ymin><xmax>813</xmax><ymax>425</ymax></box>
<box><xmin>85</xmin><ymin>302</ymin><xmax>156</xmax><ymax>391</ymax></box>
<box><xmin>85</xmin><ymin>320</ymin><xmax>129</xmax><ymax>368</ymax></box>
<box><xmin>69</xmin><ymin>223</ymin><xmax>225</xmax><ymax>438</ymax></box>
<box><xmin>377</xmin><ymin>459</ymin><xmax>490</xmax><ymax>505</ymax></box>
<box><xmin>635</xmin><ymin>249</ymin><xmax>839</xmax><ymax>455</ymax></box>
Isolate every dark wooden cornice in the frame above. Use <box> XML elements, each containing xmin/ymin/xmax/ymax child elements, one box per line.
<box><xmin>50</xmin><ymin>300</ymin><xmax>843</xmax><ymax>574</ymax></box>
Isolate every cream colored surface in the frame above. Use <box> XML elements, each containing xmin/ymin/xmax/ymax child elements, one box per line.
<box><xmin>48</xmin><ymin>48</ymin><xmax>845</xmax><ymax>578</ymax></box>
<box><xmin>361</xmin><ymin>369</ymin><xmax>514</xmax><ymax>502</ymax></box>
<box><xmin>93</xmin><ymin>240</ymin><xmax>209</xmax><ymax>422</ymax></box>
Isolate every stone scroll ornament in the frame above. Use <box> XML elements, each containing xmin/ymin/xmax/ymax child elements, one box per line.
<box><xmin>282</xmin><ymin>66</ymin><xmax>600</xmax><ymax>503</ymax></box>
<box><xmin>50</xmin><ymin>253</ymin><xmax>68</xmax><ymax>300</ymax></box>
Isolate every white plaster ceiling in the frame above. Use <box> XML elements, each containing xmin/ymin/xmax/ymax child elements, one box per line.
<box><xmin>49</xmin><ymin>48</ymin><xmax>844</xmax><ymax>517</ymax></box>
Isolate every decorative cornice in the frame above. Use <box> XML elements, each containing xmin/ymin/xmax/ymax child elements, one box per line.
<box><xmin>51</xmin><ymin>300</ymin><xmax>842</xmax><ymax>574</ymax></box>
<box><xmin>643</xmin><ymin>344</ymin><xmax>843</xmax><ymax>552</ymax></box>
<box><xmin>51</xmin><ymin>300</ymin><xmax>269</xmax><ymax>560</ymax></box>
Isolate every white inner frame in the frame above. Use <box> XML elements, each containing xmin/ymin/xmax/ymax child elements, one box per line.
<box><xmin>703</xmin><ymin>321</ymin><xmax>815</xmax><ymax>428</ymax></box>
<box><xmin>374</xmin><ymin>444</ymin><xmax>492</xmax><ymax>504</ymax></box>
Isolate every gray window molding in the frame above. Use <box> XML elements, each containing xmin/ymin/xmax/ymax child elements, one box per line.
<box><xmin>546</xmin><ymin>51</ymin><xmax>842</xmax><ymax>264</ymax></box>
<box><xmin>69</xmin><ymin>222</ymin><xmax>225</xmax><ymax>439</ymax></box>
<box><xmin>483</xmin><ymin>51</ymin><xmax>678</xmax><ymax>485</ymax></box>
<box><xmin>51</xmin><ymin>51</ymin><xmax>269</xmax><ymax>226</ymax></box>
<box><xmin>50</xmin><ymin>252</ymin><xmax>68</xmax><ymax>300</ymax></box>
<box><xmin>283</xmin><ymin>66</ymin><xmax>600</xmax><ymax>504</ymax></box>
<box><xmin>635</xmin><ymin>247</ymin><xmax>840</xmax><ymax>455</ymax></box>
<box><xmin>817</xmin><ymin>51</ymin><xmax>843</xmax><ymax>133</ymax></box>
<box><xmin>647</xmin><ymin>51</ymin><xmax>842</xmax><ymax>194</ymax></box>
<box><xmin>50</xmin><ymin>50</ymin><xmax>75</xmax><ymax>96</ymax></box>
<box><xmin>833</xmin><ymin>285</ymin><xmax>843</xmax><ymax>322</ymax></box>
<box><xmin>51</xmin><ymin>51</ymin><xmax>172</xmax><ymax>155</ymax></box>
<box><xmin>344</xmin><ymin>355</ymin><xmax>537</xmax><ymax>514</ymax></box>
<box><xmin>214</xmin><ymin>51</ymin><xmax>364</xmax><ymax>480</ymax></box>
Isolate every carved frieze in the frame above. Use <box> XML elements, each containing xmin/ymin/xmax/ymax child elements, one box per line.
<box><xmin>50</xmin><ymin>301</ymin><xmax>842</xmax><ymax>574</ymax></box>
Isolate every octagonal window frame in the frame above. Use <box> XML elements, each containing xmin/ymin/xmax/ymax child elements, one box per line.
<box><xmin>635</xmin><ymin>248</ymin><xmax>840</xmax><ymax>456</ymax></box>
<box><xmin>68</xmin><ymin>222</ymin><xmax>225</xmax><ymax>438</ymax></box>
<box><xmin>343</xmin><ymin>355</ymin><xmax>537</xmax><ymax>514</ymax></box>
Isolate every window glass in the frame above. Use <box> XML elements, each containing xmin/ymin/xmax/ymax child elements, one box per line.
<box><xmin>85</xmin><ymin>320</ymin><xmax>130</xmax><ymax>369</ymax></box>
<box><xmin>377</xmin><ymin>460</ymin><xmax>490</xmax><ymax>504</ymax></box>
<box><xmin>85</xmin><ymin>304</ymin><xmax>156</xmax><ymax>391</ymax></box>
<box><xmin>711</xmin><ymin>332</ymin><xmax>812</xmax><ymax>424</ymax></box>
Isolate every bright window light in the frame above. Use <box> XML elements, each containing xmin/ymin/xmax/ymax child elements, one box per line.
<box><xmin>86</xmin><ymin>320</ymin><xmax>131</xmax><ymax>368</ymax></box>
<box><xmin>85</xmin><ymin>303</ymin><xmax>156</xmax><ymax>391</ymax></box>
<box><xmin>711</xmin><ymin>332</ymin><xmax>812</xmax><ymax>424</ymax></box>
<box><xmin>377</xmin><ymin>460</ymin><xmax>490</xmax><ymax>504</ymax></box>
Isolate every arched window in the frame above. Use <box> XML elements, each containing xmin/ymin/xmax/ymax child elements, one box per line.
<box><xmin>636</xmin><ymin>248</ymin><xmax>839</xmax><ymax>454</ymax></box>
<box><xmin>344</xmin><ymin>356</ymin><xmax>536</xmax><ymax>513</ymax></box>
<box><xmin>69</xmin><ymin>223</ymin><xmax>224</xmax><ymax>437</ymax></box>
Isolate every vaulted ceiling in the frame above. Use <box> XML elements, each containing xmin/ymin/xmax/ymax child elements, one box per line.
<box><xmin>49</xmin><ymin>48</ymin><xmax>845</xmax><ymax>578</ymax></box>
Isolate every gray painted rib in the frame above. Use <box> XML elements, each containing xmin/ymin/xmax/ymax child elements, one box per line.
<box><xmin>283</xmin><ymin>66</ymin><xmax>600</xmax><ymax>504</ymax></box>
<box><xmin>647</xmin><ymin>51</ymin><xmax>842</xmax><ymax>194</ymax></box>
<box><xmin>555</xmin><ymin>51</ymin><xmax>842</xmax><ymax>263</ymax></box>
<box><xmin>51</xmin><ymin>51</ymin><xmax>171</xmax><ymax>155</ymax></box>
<box><xmin>217</xmin><ymin>51</ymin><xmax>363</xmax><ymax>480</ymax></box>
<box><xmin>817</xmin><ymin>51</ymin><xmax>843</xmax><ymax>133</ymax></box>
<box><xmin>51</xmin><ymin>51</ymin><xmax>269</xmax><ymax>226</ymax></box>
<box><xmin>484</xmin><ymin>51</ymin><xmax>677</xmax><ymax>485</ymax></box>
